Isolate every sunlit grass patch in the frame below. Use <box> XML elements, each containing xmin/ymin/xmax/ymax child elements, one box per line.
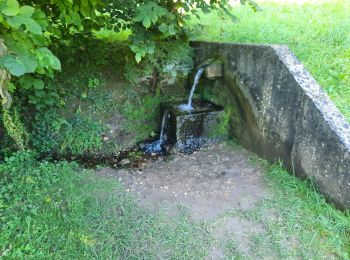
<box><xmin>193</xmin><ymin>0</ymin><xmax>350</xmax><ymax>120</ymax></box>
<box><xmin>224</xmin><ymin>162</ymin><xmax>350</xmax><ymax>259</ymax></box>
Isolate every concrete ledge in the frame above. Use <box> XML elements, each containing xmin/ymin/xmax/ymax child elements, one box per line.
<box><xmin>191</xmin><ymin>41</ymin><xmax>350</xmax><ymax>209</ymax></box>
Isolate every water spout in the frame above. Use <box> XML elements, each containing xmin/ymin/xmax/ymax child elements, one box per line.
<box><xmin>178</xmin><ymin>66</ymin><xmax>205</xmax><ymax>111</ymax></box>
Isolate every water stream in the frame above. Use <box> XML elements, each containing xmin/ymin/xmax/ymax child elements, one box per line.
<box><xmin>159</xmin><ymin>109</ymin><xmax>169</xmax><ymax>141</ymax></box>
<box><xmin>141</xmin><ymin>110</ymin><xmax>169</xmax><ymax>154</ymax></box>
<box><xmin>178</xmin><ymin>66</ymin><xmax>205</xmax><ymax>111</ymax></box>
<box><xmin>141</xmin><ymin>66</ymin><xmax>207</xmax><ymax>154</ymax></box>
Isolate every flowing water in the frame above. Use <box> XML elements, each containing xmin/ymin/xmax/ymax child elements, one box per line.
<box><xmin>140</xmin><ymin>110</ymin><xmax>169</xmax><ymax>154</ymax></box>
<box><xmin>159</xmin><ymin>109</ymin><xmax>168</xmax><ymax>141</ymax></box>
<box><xmin>178</xmin><ymin>67</ymin><xmax>205</xmax><ymax>111</ymax></box>
<box><xmin>141</xmin><ymin>66</ymin><xmax>208</xmax><ymax>154</ymax></box>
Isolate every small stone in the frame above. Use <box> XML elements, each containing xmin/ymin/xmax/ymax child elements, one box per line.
<box><xmin>120</xmin><ymin>159</ymin><xmax>131</xmax><ymax>166</ymax></box>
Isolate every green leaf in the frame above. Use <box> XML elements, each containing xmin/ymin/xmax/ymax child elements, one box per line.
<box><xmin>1</xmin><ymin>0</ymin><xmax>20</xmax><ymax>16</ymax></box>
<box><xmin>135</xmin><ymin>52</ymin><xmax>142</xmax><ymax>63</ymax></box>
<box><xmin>50</xmin><ymin>55</ymin><xmax>61</xmax><ymax>71</ymax></box>
<box><xmin>36</xmin><ymin>47</ymin><xmax>61</xmax><ymax>71</ymax></box>
<box><xmin>0</xmin><ymin>54</ymin><xmax>26</xmax><ymax>76</ymax></box>
<box><xmin>19</xmin><ymin>5</ymin><xmax>34</xmax><ymax>17</ymax></box>
<box><xmin>19</xmin><ymin>54</ymin><xmax>37</xmax><ymax>73</ymax></box>
<box><xmin>134</xmin><ymin>1</ymin><xmax>167</xmax><ymax>28</ymax></box>
<box><xmin>33</xmin><ymin>79</ymin><xmax>44</xmax><ymax>90</ymax></box>
<box><xmin>19</xmin><ymin>75</ymin><xmax>34</xmax><ymax>89</ymax></box>
<box><xmin>158</xmin><ymin>23</ymin><xmax>167</xmax><ymax>33</ymax></box>
<box><xmin>7</xmin><ymin>81</ymin><xmax>16</xmax><ymax>93</ymax></box>
<box><xmin>6</xmin><ymin>15</ymin><xmax>22</xmax><ymax>28</ymax></box>
<box><xmin>168</xmin><ymin>24</ymin><xmax>176</xmax><ymax>35</ymax></box>
<box><xmin>25</xmin><ymin>19</ymin><xmax>42</xmax><ymax>34</ymax></box>
<box><xmin>130</xmin><ymin>44</ymin><xmax>138</xmax><ymax>53</ymax></box>
<box><xmin>6</xmin><ymin>15</ymin><xmax>42</xmax><ymax>34</ymax></box>
<box><xmin>7</xmin><ymin>59</ymin><xmax>26</xmax><ymax>76</ymax></box>
<box><xmin>143</xmin><ymin>17</ymin><xmax>151</xmax><ymax>28</ymax></box>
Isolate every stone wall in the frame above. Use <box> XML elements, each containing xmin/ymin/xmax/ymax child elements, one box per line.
<box><xmin>191</xmin><ymin>41</ymin><xmax>350</xmax><ymax>209</ymax></box>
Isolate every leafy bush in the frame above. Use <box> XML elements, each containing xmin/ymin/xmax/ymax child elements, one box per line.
<box><xmin>124</xmin><ymin>40</ymin><xmax>193</xmax><ymax>87</ymax></box>
<box><xmin>31</xmin><ymin>111</ymin><xmax>104</xmax><ymax>157</ymax></box>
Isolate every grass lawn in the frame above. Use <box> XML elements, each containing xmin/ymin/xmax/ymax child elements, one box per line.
<box><xmin>193</xmin><ymin>0</ymin><xmax>350</xmax><ymax>120</ymax></box>
<box><xmin>0</xmin><ymin>152</ymin><xmax>212</xmax><ymax>258</ymax></box>
<box><xmin>1</xmin><ymin>149</ymin><xmax>349</xmax><ymax>258</ymax></box>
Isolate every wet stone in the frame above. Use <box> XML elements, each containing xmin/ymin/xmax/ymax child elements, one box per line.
<box><xmin>160</xmin><ymin>100</ymin><xmax>224</xmax><ymax>153</ymax></box>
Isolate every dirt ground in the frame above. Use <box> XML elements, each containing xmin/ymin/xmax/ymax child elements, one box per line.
<box><xmin>96</xmin><ymin>142</ymin><xmax>274</xmax><ymax>259</ymax></box>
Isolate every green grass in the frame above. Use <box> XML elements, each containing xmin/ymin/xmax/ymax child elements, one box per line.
<box><xmin>1</xmin><ymin>150</ymin><xmax>349</xmax><ymax>258</ymax></box>
<box><xmin>0</xmin><ymin>151</ymin><xmax>213</xmax><ymax>258</ymax></box>
<box><xmin>194</xmin><ymin>0</ymin><xmax>350</xmax><ymax>120</ymax></box>
<box><xmin>222</xmin><ymin>160</ymin><xmax>350</xmax><ymax>259</ymax></box>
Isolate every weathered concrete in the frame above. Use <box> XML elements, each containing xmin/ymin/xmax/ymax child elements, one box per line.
<box><xmin>160</xmin><ymin>100</ymin><xmax>223</xmax><ymax>149</ymax></box>
<box><xmin>191</xmin><ymin>41</ymin><xmax>350</xmax><ymax>209</ymax></box>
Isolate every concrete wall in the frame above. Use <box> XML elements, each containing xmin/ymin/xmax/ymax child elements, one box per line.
<box><xmin>191</xmin><ymin>41</ymin><xmax>350</xmax><ymax>209</ymax></box>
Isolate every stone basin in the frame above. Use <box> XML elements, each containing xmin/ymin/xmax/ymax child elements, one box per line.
<box><xmin>160</xmin><ymin>100</ymin><xmax>223</xmax><ymax>150</ymax></box>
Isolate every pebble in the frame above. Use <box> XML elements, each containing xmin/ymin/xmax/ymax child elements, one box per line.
<box><xmin>120</xmin><ymin>159</ymin><xmax>131</xmax><ymax>166</ymax></box>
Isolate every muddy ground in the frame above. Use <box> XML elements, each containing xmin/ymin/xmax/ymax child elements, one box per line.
<box><xmin>96</xmin><ymin>142</ymin><xmax>276</xmax><ymax>259</ymax></box>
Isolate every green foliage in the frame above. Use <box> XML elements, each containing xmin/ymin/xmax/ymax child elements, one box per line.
<box><xmin>134</xmin><ymin>1</ymin><xmax>167</xmax><ymax>30</ymax></box>
<box><xmin>31</xmin><ymin>111</ymin><xmax>104</xmax><ymax>157</ymax></box>
<box><xmin>121</xmin><ymin>89</ymin><xmax>162</xmax><ymax>142</ymax></box>
<box><xmin>209</xmin><ymin>107</ymin><xmax>233</xmax><ymax>138</ymax></box>
<box><xmin>103</xmin><ymin>0</ymin><xmax>257</xmax><ymax>91</ymax></box>
<box><xmin>0</xmin><ymin>0</ymin><xmax>106</xmax><ymax>103</ymax></box>
<box><xmin>0</xmin><ymin>0</ymin><xmax>108</xmax><ymax>148</ymax></box>
<box><xmin>58</xmin><ymin>113</ymin><xmax>104</xmax><ymax>156</ymax></box>
<box><xmin>0</xmin><ymin>0</ymin><xmax>105</xmax><ymax>72</ymax></box>
<box><xmin>124</xmin><ymin>40</ymin><xmax>193</xmax><ymax>86</ymax></box>
<box><xmin>1</xmin><ymin>108</ymin><xmax>28</xmax><ymax>150</ymax></box>
<box><xmin>128</xmin><ymin>0</ymin><xmax>258</xmax><ymax>63</ymax></box>
<box><xmin>18</xmin><ymin>75</ymin><xmax>63</xmax><ymax>111</ymax></box>
<box><xmin>128</xmin><ymin>1</ymin><xmax>202</xmax><ymax>63</ymax></box>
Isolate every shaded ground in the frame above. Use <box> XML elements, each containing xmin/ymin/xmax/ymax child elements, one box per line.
<box><xmin>95</xmin><ymin>142</ymin><xmax>349</xmax><ymax>259</ymax></box>
<box><xmin>97</xmin><ymin>143</ymin><xmax>273</xmax><ymax>259</ymax></box>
